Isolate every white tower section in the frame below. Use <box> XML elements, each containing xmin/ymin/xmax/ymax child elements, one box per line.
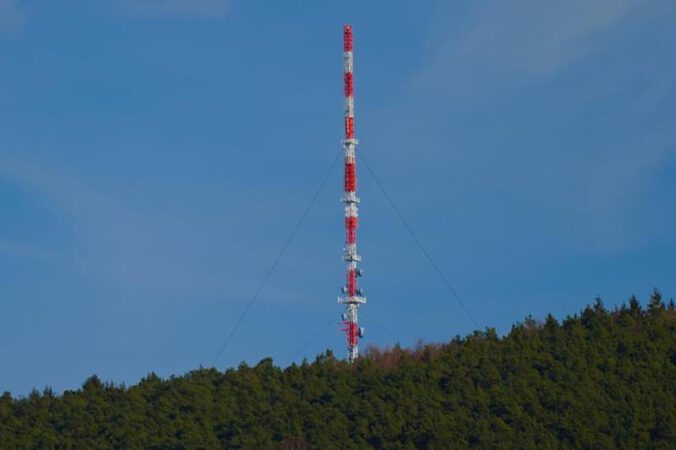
<box><xmin>338</xmin><ymin>25</ymin><xmax>366</xmax><ymax>363</ymax></box>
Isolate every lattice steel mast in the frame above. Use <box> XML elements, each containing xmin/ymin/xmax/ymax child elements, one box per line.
<box><xmin>338</xmin><ymin>25</ymin><xmax>366</xmax><ymax>363</ymax></box>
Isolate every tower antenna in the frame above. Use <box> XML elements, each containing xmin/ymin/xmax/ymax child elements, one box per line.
<box><xmin>339</xmin><ymin>24</ymin><xmax>366</xmax><ymax>363</ymax></box>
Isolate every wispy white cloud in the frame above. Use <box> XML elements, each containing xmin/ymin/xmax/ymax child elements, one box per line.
<box><xmin>0</xmin><ymin>0</ymin><xmax>23</xmax><ymax>33</ymax></box>
<box><xmin>0</xmin><ymin>240</ymin><xmax>49</xmax><ymax>259</ymax></box>
<box><xmin>374</xmin><ymin>0</ymin><xmax>676</xmax><ymax>254</ymax></box>
<box><xmin>581</xmin><ymin>130</ymin><xmax>676</xmax><ymax>251</ymax></box>
<box><xmin>117</xmin><ymin>0</ymin><xmax>229</xmax><ymax>18</ymax></box>
<box><xmin>425</xmin><ymin>0</ymin><xmax>669</xmax><ymax>78</ymax></box>
<box><xmin>458</xmin><ymin>0</ymin><xmax>634</xmax><ymax>75</ymax></box>
<box><xmin>0</xmin><ymin>155</ymin><xmax>284</xmax><ymax>304</ymax></box>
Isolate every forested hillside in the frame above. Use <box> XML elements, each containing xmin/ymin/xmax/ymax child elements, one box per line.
<box><xmin>1</xmin><ymin>291</ymin><xmax>674</xmax><ymax>449</ymax></box>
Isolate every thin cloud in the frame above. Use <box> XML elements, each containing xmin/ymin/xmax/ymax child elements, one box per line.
<box><xmin>457</xmin><ymin>0</ymin><xmax>635</xmax><ymax>75</ymax></box>
<box><xmin>0</xmin><ymin>155</ymin><xmax>281</xmax><ymax>303</ymax></box>
<box><xmin>425</xmin><ymin>0</ymin><xmax>668</xmax><ymax>78</ymax></box>
<box><xmin>118</xmin><ymin>0</ymin><xmax>229</xmax><ymax>18</ymax></box>
<box><xmin>0</xmin><ymin>0</ymin><xmax>23</xmax><ymax>33</ymax></box>
<box><xmin>373</xmin><ymin>0</ymin><xmax>676</xmax><ymax>255</ymax></box>
<box><xmin>0</xmin><ymin>241</ymin><xmax>49</xmax><ymax>259</ymax></box>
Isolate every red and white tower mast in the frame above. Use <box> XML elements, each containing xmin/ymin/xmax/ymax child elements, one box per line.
<box><xmin>339</xmin><ymin>24</ymin><xmax>366</xmax><ymax>363</ymax></box>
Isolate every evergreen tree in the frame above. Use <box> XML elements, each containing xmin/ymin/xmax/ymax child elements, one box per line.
<box><xmin>0</xmin><ymin>292</ymin><xmax>674</xmax><ymax>449</ymax></box>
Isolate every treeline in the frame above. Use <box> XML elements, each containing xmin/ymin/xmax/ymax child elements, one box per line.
<box><xmin>0</xmin><ymin>291</ymin><xmax>674</xmax><ymax>449</ymax></box>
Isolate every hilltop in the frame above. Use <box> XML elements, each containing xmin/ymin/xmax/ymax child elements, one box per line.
<box><xmin>1</xmin><ymin>291</ymin><xmax>674</xmax><ymax>449</ymax></box>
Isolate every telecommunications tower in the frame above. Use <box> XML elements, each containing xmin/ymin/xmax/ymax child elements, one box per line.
<box><xmin>339</xmin><ymin>25</ymin><xmax>366</xmax><ymax>363</ymax></box>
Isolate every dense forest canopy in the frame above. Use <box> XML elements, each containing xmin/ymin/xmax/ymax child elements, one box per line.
<box><xmin>1</xmin><ymin>291</ymin><xmax>674</xmax><ymax>449</ymax></box>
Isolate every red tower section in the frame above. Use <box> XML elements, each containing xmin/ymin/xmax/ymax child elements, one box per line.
<box><xmin>339</xmin><ymin>25</ymin><xmax>365</xmax><ymax>363</ymax></box>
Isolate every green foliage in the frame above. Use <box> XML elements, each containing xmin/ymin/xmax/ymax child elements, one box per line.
<box><xmin>0</xmin><ymin>293</ymin><xmax>674</xmax><ymax>449</ymax></box>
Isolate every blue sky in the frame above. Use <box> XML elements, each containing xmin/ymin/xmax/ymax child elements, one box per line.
<box><xmin>1</xmin><ymin>0</ymin><xmax>675</xmax><ymax>394</ymax></box>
